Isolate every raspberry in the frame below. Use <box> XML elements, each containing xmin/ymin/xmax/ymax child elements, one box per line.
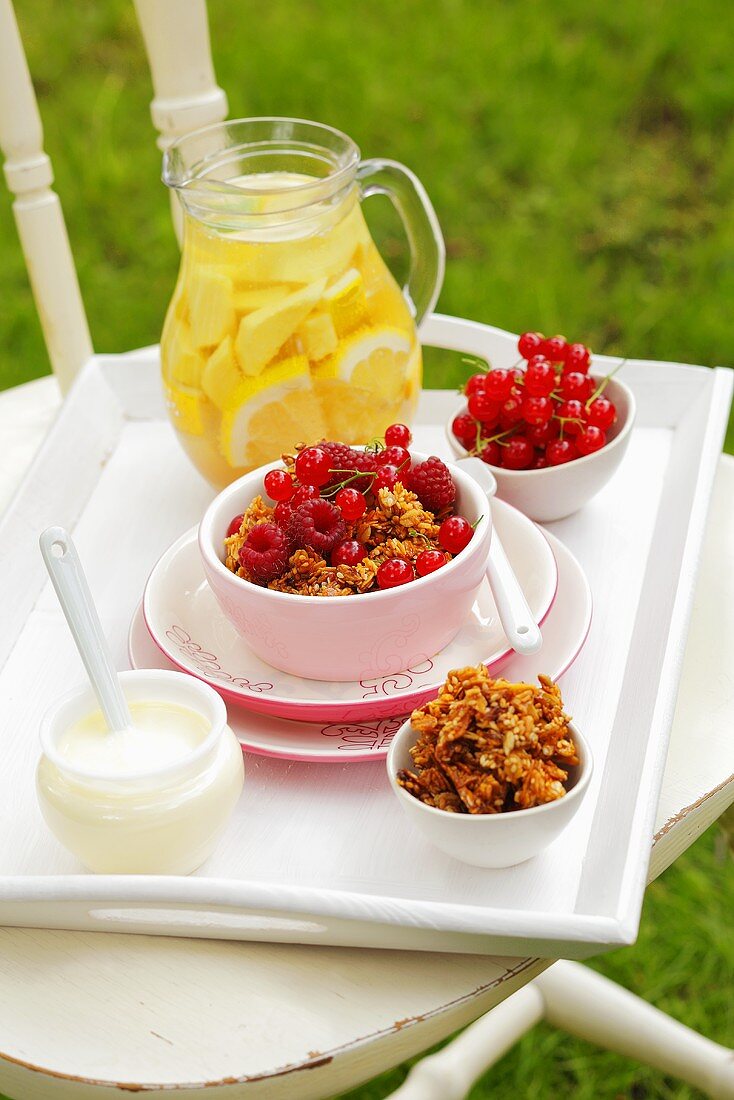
<box><xmin>289</xmin><ymin>499</ymin><xmax>347</xmax><ymax>555</ymax></box>
<box><xmin>320</xmin><ymin>441</ymin><xmax>358</xmax><ymax>486</ymax></box>
<box><xmin>238</xmin><ymin>523</ymin><xmax>290</xmax><ymax>582</ymax></box>
<box><xmin>407</xmin><ymin>456</ymin><xmax>456</xmax><ymax>513</ymax></box>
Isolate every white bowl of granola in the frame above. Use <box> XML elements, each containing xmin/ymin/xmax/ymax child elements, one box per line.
<box><xmin>198</xmin><ymin>450</ymin><xmax>493</xmax><ymax>682</ymax></box>
<box><xmin>387</xmin><ymin>667</ymin><xmax>593</xmax><ymax>868</ymax></box>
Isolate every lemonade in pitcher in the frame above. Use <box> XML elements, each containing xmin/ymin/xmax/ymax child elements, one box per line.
<box><xmin>161</xmin><ymin>119</ymin><xmax>444</xmax><ymax>487</ymax></box>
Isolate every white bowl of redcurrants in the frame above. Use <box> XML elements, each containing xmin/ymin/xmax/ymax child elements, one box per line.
<box><xmin>445</xmin><ymin>332</ymin><xmax>636</xmax><ymax>522</ymax></box>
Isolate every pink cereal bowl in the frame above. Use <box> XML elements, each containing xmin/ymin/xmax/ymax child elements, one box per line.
<box><xmin>445</xmin><ymin>375</ymin><xmax>636</xmax><ymax>523</ymax></box>
<box><xmin>198</xmin><ymin>451</ymin><xmax>493</xmax><ymax>682</ymax></box>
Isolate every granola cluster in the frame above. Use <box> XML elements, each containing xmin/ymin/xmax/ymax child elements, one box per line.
<box><xmin>225</xmin><ymin>481</ymin><xmax>449</xmax><ymax>597</ymax></box>
<box><xmin>398</xmin><ymin>665</ymin><xmax>578</xmax><ymax>813</ymax></box>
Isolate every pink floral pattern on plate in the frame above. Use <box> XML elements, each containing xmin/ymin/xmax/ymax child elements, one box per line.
<box><xmin>165</xmin><ymin>626</ymin><xmax>274</xmax><ymax>693</ymax></box>
<box><xmin>319</xmin><ymin>717</ymin><xmax>405</xmax><ymax>751</ymax></box>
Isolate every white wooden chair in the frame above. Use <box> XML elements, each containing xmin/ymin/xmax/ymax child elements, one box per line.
<box><xmin>1</xmin><ymin>2</ymin><xmax>733</xmax><ymax>1097</ymax></box>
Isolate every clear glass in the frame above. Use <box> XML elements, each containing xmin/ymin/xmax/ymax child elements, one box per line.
<box><xmin>161</xmin><ymin>118</ymin><xmax>444</xmax><ymax>487</ymax></box>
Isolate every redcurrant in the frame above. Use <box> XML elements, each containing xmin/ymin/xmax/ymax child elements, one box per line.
<box><xmin>335</xmin><ymin>487</ymin><xmax>367</xmax><ymax>521</ymax></box>
<box><xmin>480</xmin><ymin>440</ymin><xmax>502</xmax><ymax>465</ymax></box>
<box><xmin>468</xmin><ymin>389</ymin><xmax>500</xmax><ymax>424</ymax></box>
<box><xmin>525</xmin><ymin>359</ymin><xmax>556</xmax><ymax>397</ymax></box>
<box><xmin>384</xmin><ymin>423</ymin><xmax>412</xmax><ymax>447</ymax></box>
<box><xmin>464</xmin><ymin>373</ymin><xmax>487</xmax><ymax>397</ymax></box>
<box><xmin>226</xmin><ymin>514</ymin><xmax>244</xmax><ymax>538</ymax></box>
<box><xmin>483</xmin><ymin>368</ymin><xmax>514</xmax><ymax>402</ymax></box>
<box><xmin>332</xmin><ymin>539</ymin><xmax>365</xmax><ymax>567</ymax></box>
<box><xmin>295</xmin><ymin>446</ymin><xmax>332</xmax><ymax>487</ymax></box>
<box><xmin>526</xmin><ymin>420</ymin><xmax>559</xmax><ymax>447</ymax></box>
<box><xmin>373</xmin><ymin>464</ymin><xmax>400</xmax><ymax>492</ymax></box>
<box><xmin>540</xmin><ymin>335</ymin><xmax>568</xmax><ymax>363</ymax></box>
<box><xmin>452</xmin><ymin>412</ymin><xmax>477</xmax><ymax>449</ymax></box>
<box><xmin>518</xmin><ymin>331</ymin><xmax>544</xmax><ymax>359</ymax></box>
<box><xmin>565</xmin><ymin>343</ymin><xmax>591</xmax><ymax>372</ymax></box>
<box><xmin>273</xmin><ymin>500</ymin><xmax>294</xmax><ymax>528</ymax></box>
<box><xmin>560</xmin><ymin>371</ymin><xmax>594</xmax><ymax>401</ymax></box>
<box><xmin>587</xmin><ymin>397</ymin><xmax>616</xmax><ymax>431</ymax></box>
<box><xmin>377</xmin><ymin>445</ymin><xmax>411</xmax><ymax>470</ymax></box>
<box><xmin>546</xmin><ymin>438</ymin><xmax>577</xmax><ymax>465</ymax></box>
<box><xmin>576</xmin><ymin>425</ymin><xmax>607</xmax><ymax>456</ymax></box>
<box><xmin>376</xmin><ymin>558</ymin><xmax>415</xmax><ymax>589</ymax></box>
<box><xmin>499</xmin><ymin>395</ymin><xmax>524</xmax><ymax>428</ymax></box>
<box><xmin>438</xmin><ymin>516</ymin><xmax>474</xmax><ymax>554</ymax></box>
<box><xmin>263</xmin><ymin>469</ymin><xmax>295</xmax><ymax>502</ymax></box>
<box><xmin>522</xmin><ymin>395</ymin><xmax>553</xmax><ymax>425</ymax></box>
<box><xmin>531</xmin><ymin>453</ymin><xmax>549</xmax><ymax>469</ymax></box>
<box><xmin>556</xmin><ymin>399</ymin><xmax>586</xmax><ymax>437</ymax></box>
<box><xmin>292</xmin><ymin>484</ymin><xmax>321</xmax><ymax>507</ymax></box>
<box><xmin>415</xmin><ymin>549</ymin><xmax>447</xmax><ymax>576</ymax></box>
<box><xmin>503</xmin><ymin>436</ymin><xmax>534</xmax><ymax>470</ymax></box>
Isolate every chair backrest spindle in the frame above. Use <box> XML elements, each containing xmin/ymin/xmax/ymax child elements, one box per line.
<box><xmin>133</xmin><ymin>0</ymin><xmax>228</xmax><ymax>242</ymax></box>
<box><xmin>0</xmin><ymin>0</ymin><xmax>93</xmax><ymax>391</ymax></box>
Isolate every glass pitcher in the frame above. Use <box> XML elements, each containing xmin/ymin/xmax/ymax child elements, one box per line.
<box><xmin>160</xmin><ymin>117</ymin><xmax>444</xmax><ymax>487</ymax></box>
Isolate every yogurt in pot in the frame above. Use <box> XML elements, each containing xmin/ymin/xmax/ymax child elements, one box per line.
<box><xmin>36</xmin><ymin>670</ymin><xmax>244</xmax><ymax>874</ymax></box>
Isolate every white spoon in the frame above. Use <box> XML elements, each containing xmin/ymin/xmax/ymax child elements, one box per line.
<box><xmin>39</xmin><ymin>526</ymin><xmax>134</xmax><ymax>733</ymax></box>
<box><xmin>456</xmin><ymin>458</ymin><xmax>543</xmax><ymax>656</ymax></box>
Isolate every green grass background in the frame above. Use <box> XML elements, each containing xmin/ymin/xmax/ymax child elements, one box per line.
<box><xmin>1</xmin><ymin>1</ymin><xmax>733</xmax><ymax>1096</ymax></box>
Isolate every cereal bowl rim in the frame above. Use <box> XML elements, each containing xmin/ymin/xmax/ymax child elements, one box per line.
<box><xmin>386</xmin><ymin>715</ymin><xmax>593</xmax><ymax>821</ymax></box>
<box><xmin>444</xmin><ymin>374</ymin><xmax>636</xmax><ymax>478</ymax></box>
<box><xmin>198</xmin><ymin>449</ymin><xmax>493</xmax><ymax>606</ymax></box>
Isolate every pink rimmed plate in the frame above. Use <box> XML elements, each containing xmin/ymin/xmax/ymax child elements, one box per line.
<box><xmin>130</xmin><ymin>529</ymin><xmax>590</xmax><ymax>762</ymax></box>
<box><xmin>141</xmin><ymin>499</ymin><xmax>558</xmax><ymax>723</ymax></box>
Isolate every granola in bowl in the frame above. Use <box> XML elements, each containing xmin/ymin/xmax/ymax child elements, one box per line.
<box><xmin>386</xmin><ymin>665</ymin><xmax>592</xmax><ymax>867</ymax></box>
<box><xmin>398</xmin><ymin>665</ymin><xmax>579</xmax><ymax>814</ymax></box>
<box><xmin>222</xmin><ymin>424</ymin><xmax>480</xmax><ymax>596</ymax></box>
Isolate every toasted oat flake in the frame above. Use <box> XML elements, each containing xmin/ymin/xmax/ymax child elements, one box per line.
<box><xmin>398</xmin><ymin>666</ymin><xmax>578</xmax><ymax>813</ymax></box>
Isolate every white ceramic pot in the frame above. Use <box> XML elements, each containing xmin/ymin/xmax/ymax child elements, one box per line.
<box><xmin>386</xmin><ymin>716</ymin><xmax>592</xmax><ymax>868</ymax></box>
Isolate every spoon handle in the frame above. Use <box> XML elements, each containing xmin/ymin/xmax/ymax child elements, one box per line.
<box><xmin>486</xmin><ymin>533</ymin><xmax>543</xmax><ymax>656</ymax></box>
<box><xmin>40</xmin><ymin>527</ymin><xmax>133</xmax><ymax>732</ymax></box>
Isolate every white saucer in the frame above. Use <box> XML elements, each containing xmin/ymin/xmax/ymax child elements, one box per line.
<box><xmin>129</xmin><ymin>528</ymin><xmax>591</xmax><ymax>763</ymax></box>
<box><xmin>141</xmin><ymin>498</ymin><xmax>558</xmax><ymax>723</ymax></box>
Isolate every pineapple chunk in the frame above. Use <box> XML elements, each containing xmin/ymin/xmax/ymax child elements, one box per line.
<box><xmin>323</xmin><ymin>268</ymin><xmax>368</xmax><ymax>337</ymax></box>
<box><xmin>234</xmin><ymin>284</ymin><xmax>294</xmax><ymax>314</ymax></box>
<box><xmin>235</xmin><ymin>279</ymin><xmax>326</xmax><ymax>377</ymax></box>
<box><xmin>188</xmin><ymin>270</ymin><xmax>235</xmax><ymax>348</ymax></box>
<box><xmin>298</xmin><ymin>312</ymin><xmax>338</xmax><ymax>362</ymax></box>
<box><xmin>201</xmin><ymin>336</ymin><xmax>244</xmax><ymax>410</ymax></box>
<box><xmin>164</xmin><ymin>322</ymin><xmax>204</xmax><ymax>388</ymax></box>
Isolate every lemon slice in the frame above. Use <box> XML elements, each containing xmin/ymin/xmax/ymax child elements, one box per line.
<box><xmin>220</xmin><ymin>354</ymin><xmax>327</xmax><ymax>467</ymax></box>
<box><xmin>323</xmin><ymin>326</ymin><xmax>413</xmax><ymax>401</ymax></box>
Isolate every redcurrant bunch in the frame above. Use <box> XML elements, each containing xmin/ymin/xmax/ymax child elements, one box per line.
<box><xmin>450</xmin><ymin>331</ymin><xmax>620</xmax><ymax>471</ymax></box>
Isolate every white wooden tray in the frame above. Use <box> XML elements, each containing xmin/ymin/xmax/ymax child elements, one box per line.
<box><xmin>0</xmin><ymin>315</ymin><xmax>730</xmax><ymax>959</ymax></box>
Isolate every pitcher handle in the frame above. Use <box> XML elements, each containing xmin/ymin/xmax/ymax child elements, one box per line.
<box><xmin>357</xmin><ymin>159</ymin><xmax>445</xmax><ymax>325</ymax></box>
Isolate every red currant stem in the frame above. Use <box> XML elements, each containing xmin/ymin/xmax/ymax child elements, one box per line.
<box><xmin>470</xmin><ymin>514</ymin><xmax>484</xmax><ymax>531</ymax></box>
<box><xmin>321</xmin><ymin>469</ymin><xmax>369</xmax><ymax>496</ymax></box>
<box><xmin>469</xmin><ymin>427</ymin><xmax>516</xmax><ymax>455</ymax></box>
<box><xmin>585</xmin><ymin>358</ymin><xmax>627</xmax><ymax>407</ymax></box>
<box><xmin>461</xmin><ymin>354</ymin><xmax>491</xmax><ymax>374</ymax></box>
